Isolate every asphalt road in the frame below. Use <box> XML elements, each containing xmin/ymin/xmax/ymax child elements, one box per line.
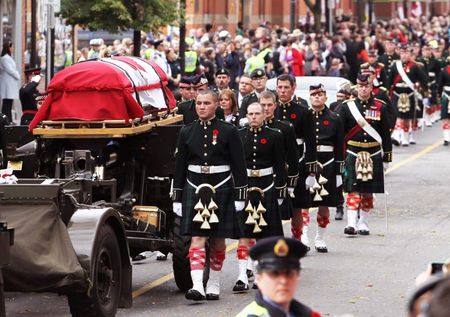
<box><xmin>5</xmin><ymin>123</ymin><xmax>450</xmax><ymax>317</ymax></box>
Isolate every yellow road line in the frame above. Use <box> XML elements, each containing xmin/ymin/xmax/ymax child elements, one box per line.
<box><xmin>132</xmin><ymin>139</ymin><xmax>443</xmax><ymax>298</ymax></box>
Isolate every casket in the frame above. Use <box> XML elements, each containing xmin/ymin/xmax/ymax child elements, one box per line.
<box><xmin>29</xmin><ymin>56</ymin><xmax>176</xmax><ymax>130</ymax></box>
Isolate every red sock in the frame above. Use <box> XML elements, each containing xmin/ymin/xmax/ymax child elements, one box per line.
<box><xmin>188</xmin><ymin>247</ymin><xmax>206</xmax><ymax>270</ymax></box>
<box><xmin>210</xmin><ymin>250</ymin><xmax>226</xmax><ymax>271</ymax></box>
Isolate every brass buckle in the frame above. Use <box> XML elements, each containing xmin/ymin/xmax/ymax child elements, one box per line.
<box><xmin>201</xmin><ymin>166</ymin><xmax>210</xmax><ymax>174</ymax></box>
<box><xmin>250</xmin><ymin>169</ymin><xmax>260</xmax><ymax>177</ymax></box>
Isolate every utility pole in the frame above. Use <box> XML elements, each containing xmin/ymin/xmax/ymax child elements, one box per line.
<box><xmin>290</xmin><ymin>0</ymin><xmax>296</xmax><ymax>32</ymax></box>
<box><xmin>179</xmin><ymin>0</ymin><xmax>186</xmax><ymax>76</ymax></box>
<box><xmin>30</xmin><ymin>0</ymin><xmax>38</xmax><ymax>68</ymax></box>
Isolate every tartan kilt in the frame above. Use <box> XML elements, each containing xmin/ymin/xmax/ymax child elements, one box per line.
<box><xmin>343</xmin><ymin>145</ymin><xmax>385</xmax><ymax>193</ymax></box>
<box><xmin>311</xmin><ymin>152</ymin><xmax>338</xmax><ymax>207</ymax></box>
<box><xmin>279</xmin><ymin>197</ymin><xmax>293</xmax><ymax>220</ymax></box>
<box><xmin>292</xmin><ymin>161</ymin><xmax>312</xmax><ymax>209</ymax></box>
<box><xmin>237</xmin><ymin>175</ymin><xmax>283</xmax><ymax>239</ymax></box>
<box><xmin>441</xmin><ymin>93</ymin><xmax>450</xmax><ymax>119</ymax></box>
<box><xmin>181</xmin><ymin>171</ymin><xmax>242</xmax><ymax>239</ymax></box>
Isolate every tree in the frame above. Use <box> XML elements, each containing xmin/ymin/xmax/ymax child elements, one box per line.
<box><xmin>60</xmin><ymin>0</ymin><xmax>179</xmax><ymax>56</ymax></box>
<box><xmin>303</xmin><ymin>0</ymin><xmax>322</xmax><ymax>33</ymax></box>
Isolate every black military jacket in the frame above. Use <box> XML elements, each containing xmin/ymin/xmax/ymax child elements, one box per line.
<box><xmin>387</xmin><ymin>61</ymin><xmax>428</xmax><ymax>96</ymax></box>
<box><xmin>372</xmin><ymin>86</ymin><xmax>397</xmax><ymax>130</ymax></box>
<box><xmin>265</xmin><ymin>117</ymin><xmax>299</xmax><ymax>187</ymax></box>
<box><xmin>239</xmin><ymin>91</ymin><xmax>259</xmax><ymax>119</ymax></box>
<box><xmin>177</xmin><ymin>99</ymin><xmax>225</xmax><ymax>124</ymax></box>
<box><xmin>239</xmin><ymin>125</ymin><xmax>287</xmax><ymax>193</ymax></box>
<box><xmin>19</xmin><ymin>81</ymin><xmax>40</xmax><ymax>111</ymax></box>
<box><xmin>311</xmin><ymin>106</ymin><xmax>344</xmax><ymax>173</ymax></box>
<box><xmin>339</xmin><ymin>97</ymin><xmax>392</xmax><ymax>162</ymax></box>
<box><xmin>378</xmin><ymin>52</ymin><xmax>400</xmax><ymax>83</ymax></box>
<box><xmin>274</xmin><ymin>98</ymin><xmax>317</xmax><ymax>173</ymax></box>
<box><xmin>173</xmin><ymin>117</ymin><xmax>248</xmax><ymax>202</ymax></box>
<box><xmin>437</xmin><ymin>65</ymin><xmax>450</xmax><ymax>96</ymax></box>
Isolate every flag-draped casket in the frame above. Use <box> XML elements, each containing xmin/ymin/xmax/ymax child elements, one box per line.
<box><xmin>29</xmin><ymin>56</ymin><xmax>176</xmax><ymax>130</ymax></box>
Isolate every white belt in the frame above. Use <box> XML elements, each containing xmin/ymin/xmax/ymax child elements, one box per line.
<box><xmin>317</xmin><ymin>145</ymin><xmax>334</xmax><ymax>152</ymax></box>
<box><xmin>322</xmin><ymin>158</ymin><xmax>335</xmax><ymax>167</ymax></box>
<box><xmin>247</xmin><ymin>167</ymin><xmax>273</xmax><ymax>177</ymax></box>
<box><xmin>296</xmin><ymin>138</ymin><xmax>304</xmax><ymax>145</ymax></box>
<box><xmin>187</xmin><ymin>175</ymin><xmax>232</xmax><ymax>190</ymax></box>
<box><xmin>346</xmin><ymin>149</ymin><xmax>382</xmax><ymax>157</ymax></box>
<box><xmin>395</xmin><ymin>83</ymin><xmax>412</xmax><ymax>88</ymax></box>
<box><xmin>188</xmin><ymin>165</ymin><xmax>231</xmax><ymax>174</ymax></box>
<box><xmin>428</xmin><ymin>72</ymin><xmax>435</xmax><ymax>77</ymax></box>
<box><xmin>444</xmin><ymin>86</ymin><xmax>450</xmax><ymax>92</ymax></box>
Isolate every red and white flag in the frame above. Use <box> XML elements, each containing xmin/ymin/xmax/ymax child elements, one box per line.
<box><xmin>411</xmin><ymin>1</ymin><xmax>423</xmax><ymax>17</ymax></box>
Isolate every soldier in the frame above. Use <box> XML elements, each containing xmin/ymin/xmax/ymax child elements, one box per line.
<box><xmin>339</xmin><ymin>74</ymin><xmax>392</xmax><ymax>236</ymax></box>
<box><xmin>432</xmin><ymin>42</ymin><xmax>446</xmax><ymax>124</ymax></box>
<box><xmin>437</xmin><ymin>56</ymin><xmax>450</xmax><ymax>146</ymax></box>
<box><xmin>178</xmin><ymin>76</ymin><xmax>196</xmax><ymax>103</ymax></box>
<box><xmin>19</xmin><ymin>67</ymin><xmax>43</xmax><ymax>125</ymax></box>
<box><xmin>301</xmin><ymin>84</ymin><xmax>344</xmax><ymax>253</ymax></box>
<box><xmin>239</xmin><ymin>68</ymin><xmax>270</xmax><ymax>121</ymax></box>
<box><xmin>177</xmin><ymin>75</ymin><xmax>225</xmax><ymax>124</ymax></box>
<box><xmin>274</xmin><ymin>74</ymin><xmax>317</xmax><ymax>243</ymax></box>
<box><xmin>213</xmin><ymin>68</ymin><xmax>234</xmax><ymax>95</ymax></box>
<box><xmin>389</xmin><ymin>44</ymin><xmax>428</xmax><ymax>146</ymax></box>
<box><xmin>378</xmin><ymin>37</ymin><xmax>399</xmax><ymax>85</ymax></box>
<box><xmin>235</xmin><ymin>237</ymin><xmax>321</xmax><ymax>317</ymax></box>
<box><xmin>172</xmin><ymin>89</ymin><xmax>248</xmax><ymax>301</ymax></box>
<box><xmin>417</xmin><ymin>42</ymin><xmax>437</xmax><ymax>127</ymax></box>
<box><xmin>233</xmin><ymin>102</ymin><xmax>287</xmax><ymax>292</ymax></box>
<box><xmin>366</xmin><ymin>49</ymin><xmax>387</xmax><ymax>88</ymax></box>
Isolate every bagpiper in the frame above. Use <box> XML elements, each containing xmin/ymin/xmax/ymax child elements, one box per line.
<box><xmin>437</xmin><ymin>56</ymin><xmax>450</xmax><ymax>146</ymax></box>
<box><xmin>301</xmin><ymin>84</ymin><xmax>344</xmax><ymax>253</ymax></box>
<box><xmin>233</xmin><ymin>102</ymin><xmax>287</xmax><ymax>292</ymax></box>
<box><xmin>172</xmin><ymin>89</ymin><xmax>248</xmax><ymax>301</ymax></box>
<box><xmin>339</xmin><ymin>74</ymin><xmax>392</xmax><ymax>236</ymax></box>
<box><xmin>274</xmin><ymin>74</ymin><xmax>317</xmax><ymax>242</ymax></box>
<box><xmin>389</xmin><ymin>44</ymin><xmax>428</xmax><ymax>146</ymax></box>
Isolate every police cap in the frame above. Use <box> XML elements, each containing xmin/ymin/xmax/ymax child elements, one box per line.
<box><xmin>250</xmin><ymin>236</ymin><xmax>308</xmax><ymax>272</ymax></box>
<box><xmin>250</xmin><ymin>68</ymin><xmax>267</xmax><ymax>79</ymax></box>
<box><xmin>179</xmin><ymin>76</ymin><xmax>193</xmax><ymax>88</ymax></box>
<box><xmin>216</xmin><ymin>68</ymin><xmax>230</xmax><ymax>77</ymax></box>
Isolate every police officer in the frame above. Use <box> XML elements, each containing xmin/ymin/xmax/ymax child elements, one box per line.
<box><xmin>235</xmin><ymin>237</ymin><xmax>321</xmax><ymax>317</ymax></box>
<box><xmin>172</xmin><ymin>89</ymin><xmax>248</xmax><ymax>301</ymax></box>
<box><xmin>274</xmin><ymin>74</ymin><xmax>317</xmax><ymax>243</ymax></box>
<box><xmin>239</xmin><ymin>69</ymin><xmax>269</xmax><ymax>121</ymax></box>
<box><xmin>301</xmin><ymin>84</ymin><xmax>344</xmax><ymax>253</ymax></box>
<box><xmin>437</xmin><ymin>56</ymin><xmax>450</xmax><ymax>145</ymax></box>
<box><xmin>184</xmin><ymin>38</ymin><xmax>200</xmax><ymax>76</ymax></box>
<box><xmin>388</xmin><ymin>44</ymin><xmax>428</xmax><ymax>146</ymax></box>
<box><xmin>177</xmin><ymin>75</ymin><xmax>224</xmax><ymax>124</ymax></box>
<box><xmin>19</xmin><ymin>67</ymin><xmax>43</xmax><ymax>125</ymax></box>
<box><xmin>339</xmin><ymin>74</ymin><xmax>393</xmax><ymax>236</ymax></box>
<box><xmin>233</xmin><ymin>102</ymin><xmax>287</xmax><ymax>292</ymax></box>
<box><xmin>213</xmin><ymin>68</ymin><xmax>235</xmax><ymax>95</ymax></box>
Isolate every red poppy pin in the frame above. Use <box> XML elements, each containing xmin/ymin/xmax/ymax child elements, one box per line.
<box><xmin>261</xmin><ymin>138</ymin><xmax>267</xmax><ymax>144</ymax></box>
<box><xmin>290</xmin><ymin>113</ymin><xmax>297</xmax><ymax>119</ymax></box>
<box><xmin>213</xmin><ymin>129</ymin><xmax>219</xmax><ymax>136</ymax></box>
<box><xmin>323</xmin><ymin>120</ymin><xmax>329</xmax><ymax>126</ymax></box>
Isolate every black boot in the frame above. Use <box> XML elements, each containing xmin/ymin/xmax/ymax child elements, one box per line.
<box><xmin>335</xmin><ymin>206</ymin><xmax>344</xmax><ymax>220</ymax></box>
<box><xmin>185</xmin><ymin>289</ymin><xmax>206</xmax><ymax>301</ymax></box>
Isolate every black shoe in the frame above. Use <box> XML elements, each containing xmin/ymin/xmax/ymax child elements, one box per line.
<box><xmin>357</xmin><ymin>229</ymin><xmax>370</xmax><ymax>235</ymax></box>
<box><xmin>444</xmin><ymin>141</ymin><xmax>449</xmax><ymax>146</ymax></box>
<box><xmin>344</xmin><ymin>226</ymin><xmax>357</xmax><ymax>235</ymax></box>
<box><xmin>185</xmin><ymin>289</ymin><xmax>206</xmax><ymax>301</ymax></box>
<box><xmin>206</xmin><ymin>293</ymin><xmax>220</xmax><ymax>300</ymax></box>
<box><xmin>335</xmin><ymin>207</ymin><xmax>344</xmax><ymax>220</ymax></box>
<box><xmin>156</xmin><ymin>254</ymin><xmax>167</xmax><ymax>261</ymax></box>
<box><xmin>392</xmin><ymin>138</ymin><xmax>400</xmax><ymax>146</ymax></box>
<box><xmin>246</xmin><ymin>269</ymin><xmax>254</xmax><ymax>280</ymax></box>
<box><xmin>233</xmin><ymin>280</ymin><xmax>249</xmax><ymax>292</ymax></box>
<box><xmin>315</xmin><ymin>246</ymin><xmax>328</xmax><ymax>253</ymax></box>
<box><xmin>402</xmin><ymin>143</ymin><xmax>409</xmax><ymax>147</ymax></box>
<box><xmin>252</xmin><ymin>283</ymin><xmax>258</xmax><ymax>290</ymax></box>
<box><xmin>132</xmin><ymin>254</ymin><xmax>146</xmax><ymax>261</ymax></box>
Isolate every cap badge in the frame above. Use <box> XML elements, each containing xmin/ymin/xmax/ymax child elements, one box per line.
<box><xmin>274</xmin><ymin>239</ymin><xmax>289</xmax><ymax>257</ymax></box>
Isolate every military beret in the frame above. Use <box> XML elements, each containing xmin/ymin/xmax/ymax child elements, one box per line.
<box><xmin>357</xmin><ymin>73</ymin><xmax>371</xmax><ymax>85</ymax></box>
<box><xmin>368</xmin><ymin>49</ymin><xmax>378</xmax><ymax>56</ymax></box>
<box><xmin>360</xmin><ymin>64</ymin><xmax>375</xmax><ymax>74</ymax></box>
<box><xmin>250</xmin><ymin>236</ymin><xmax>308</xmax><ymax>272</ymax></box>
<box><xmin>337</xmin><ymin>88</ymin><xmax>351</xmax><ymax>96</ymax></box>
<box><xmin>216</xmin><ymin>68</ymin><xmax>230</xmax><ymax>76</ymax></box>
<box><xmin>250</xmin><ymin>68</ymin><xmax>267</xmax><ymax>79</ymax></box>
<box><xmin>309</xmin><ymin>84</ymin><xmax>326</xmax><ymax>95</ymax></box>
<box><xmin>192</xmin><ymin>74</ymin><xmax>209</xmax><ymax>87</ymax></box>
<box><xmin>179</xmin><ymin>76</ymin><xmax>195</xmax><ymax>88</ymax></box>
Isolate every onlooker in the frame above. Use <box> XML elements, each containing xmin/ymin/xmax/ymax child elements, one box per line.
<box><xmin>0</xmin><ymin>41</ymin><xmax>20</xmax><ymax>124</ymax></box>
<box><xmin>219</xmin><ymin>89</ymin><xmax>239</xmax><ymax>126</ymax></box>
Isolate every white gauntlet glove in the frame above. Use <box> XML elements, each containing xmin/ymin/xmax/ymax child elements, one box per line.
<box><xmin>336</xmin><ymin>175</ymin><xmax>343</xmax><ymax>188</ymax></box>
<box><xmin>235</xmin><ymin>201</ymin><xmax>245</xmax><ymax>212</ymax></box>
<box><xmin>172</xmin><ymin>202</ymin><xmax>182</xmax><ymax>217</ymax></box>
<box><xmin>305</xmin><ymin>175</ymin><xmax>316</xmax><ymax>189</ymax></box>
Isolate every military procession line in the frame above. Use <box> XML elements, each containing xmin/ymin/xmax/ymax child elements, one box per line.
<box><xmin>170</xmin><ymin>34</ymin><xmax>450</xmax><ymax>314</ymax></box>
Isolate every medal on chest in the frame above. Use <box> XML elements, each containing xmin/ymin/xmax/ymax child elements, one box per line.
<box><xmin>365</xmin><ymin>108</ymin><xmax>381</xmax><ymax>121</ymax></box>
<box><xmin>212</xmin><ymin>129</ymin><xmax>219</xmax><ymax>146</ymax></box>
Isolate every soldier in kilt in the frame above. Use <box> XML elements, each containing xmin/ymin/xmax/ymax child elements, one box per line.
<box><xmin>172</xmin><ymin>90</ymin><xmax>248</xmax><ymax>301</ymax></box>
<box><xmin>301</xmin><ymin>84</ymin><xmax>344</xmax><ymax>253</ymax></box>
<box><xmin>274</xmin><ymin>74</ymin><xmax>317</xmax><ymax>242</ymax></box>
<box><xmin>438</xmin><ymin>56</ymin><xmax>450</xmax><ymax>145</ymax></box>
<box><xmin>388</xmin><ymin>44</ymin><xmax>428</xmax><ymax>146</ymax></box>
<box><xmin>233</xmin><ymin>102</ymin><xmax>287</xmax><ymax>292</ymax></box>
<box><xmin>339</xmin><ymin>74</ymin><xmax>392</xmax><ymax>236</ymax></box>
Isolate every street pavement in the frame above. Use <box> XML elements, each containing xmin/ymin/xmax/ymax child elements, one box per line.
<box><xmin>5</xmin><ymin>123</ymin><xmax>450</xmax><ymax>317</ymax></box>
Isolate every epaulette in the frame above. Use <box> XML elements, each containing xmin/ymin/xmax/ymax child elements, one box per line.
<box><xmin>266</xmin><ymin>126</ymin><xmax>283</xmax><ymax>135</ymax></box>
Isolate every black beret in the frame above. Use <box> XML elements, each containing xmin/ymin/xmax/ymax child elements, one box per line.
<box><xmin>357</xmin><ymin>73</ymin><xmax>371</xmax><ymax>85</ymax></box>
<box><xmin>179</xmin><ymin>76</ymin><xmax>193</xmax><ymax>87</ymax></box>
<box><xmin>192</xmin><ymin>74</ymin><xmax>209</xmax><ymax>87</ymax></box>
<box><xmin>24</xmin><ymin>67</ymin><xmax>41</xmax><ymax>75</ymax></box>
<box><xmin>368</xmin><ymin>49</ymin><xmax>378</xmax><ymax>56</ymax></box>
<box><xmin>250</xmin><ymin>236</ymin><xmax>308</xmax><ymax>272</ymax></box>
<box><xmin>250</xmin><ymin>68</ymin><xmax>267</xmax><ymax>79</ymax></box>
<box><xmin>309</xmin><ymin>84</ymin><xmax>326</xmax><ymax>95</ymax></box>
<box><xmin>216</xmin><ymin>68</ymin><xmax>230</xmax><ymax>76</ymax></box>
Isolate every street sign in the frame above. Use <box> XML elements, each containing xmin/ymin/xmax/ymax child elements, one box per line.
<box><xmin>44</xmin><ymin>0</ymin><xmax>60</xmax><ymax>13</ymax></box>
